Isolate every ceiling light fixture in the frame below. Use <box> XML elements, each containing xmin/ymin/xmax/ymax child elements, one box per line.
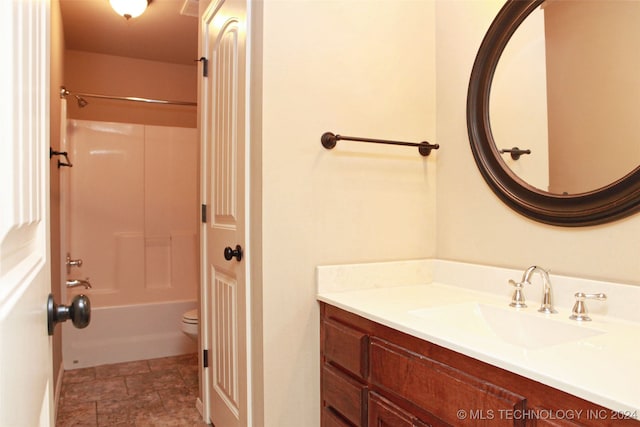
<box><xmin>109</xmin><ymin>0</ymin><xmax>149</xmax><ymax>20</ymax></box>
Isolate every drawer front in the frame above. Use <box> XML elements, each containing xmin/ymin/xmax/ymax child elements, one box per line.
<box><xmin>370</xmin><ymin>338</ymin><xmax>525</xmax><ymax>427</ymax></box>
<box><xmin>323</xmin><ymin>319</ymin><xmax>368</xmax><ymax>379</ymax></box>
<box><xmin>532</xmin><ymin>418</ymin><xmax>581</xmax><ymax>427</ymax></box>
<box><xmin>323</xmin><ymin>407</ymin><xmax>353</xmax><ymax>427</ymax></box>
<box><xmin>369</xmin><ymin>392</ymin><xmax>421</xmax><ymax>427</ymax></box>
<box><xmin>323</xmin><ymin>364</ymin><xmax>367</xmax><ymax>426</ymax></box>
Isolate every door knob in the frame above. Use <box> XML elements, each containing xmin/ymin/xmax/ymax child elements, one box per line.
<box><xmin>47</xmin><ymin>293</ymin><xmax>91</xmax><ymax>336</ymax></box>
<box><xmin>224</xmin><ymin>245</ymin><xmax>243</xmax><ymax>261</ymax></box>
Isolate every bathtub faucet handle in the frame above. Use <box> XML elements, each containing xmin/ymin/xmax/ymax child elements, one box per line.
<box><xmin>66</xmin><ymin>254</ymin><xmax>83</xmax><ymax>274</ymax></box>
<box><xmin>66</xmin><ymin>278</ymin><xmax>92</xmax><ymax>289</ymax></box>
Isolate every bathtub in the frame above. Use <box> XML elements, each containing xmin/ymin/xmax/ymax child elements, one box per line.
<box><xmin>60</xmin><ymin>120</ymin><xmax>199</xmax><ymax>370</ymax></box>
<box><xmin>62</xmin><ymin>299</ymin><xmax>198</xmax><ymax>369</ymax></box>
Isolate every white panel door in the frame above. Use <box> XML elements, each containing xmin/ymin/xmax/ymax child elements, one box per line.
<box><xmin>201</xmin><ymin>1</ymin><xmax>249</xmax><ymax>427</ymax></box>
<box><xmin>0</xmin><ymin>0</ymin><xmax>53</xmax><ymax>426</ymax></box>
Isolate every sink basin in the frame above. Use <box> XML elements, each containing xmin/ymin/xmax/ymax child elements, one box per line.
<box><xmin>409</xmin><ymin>303</ymin><xmax>605</xmax><ymax>349</ymax></box>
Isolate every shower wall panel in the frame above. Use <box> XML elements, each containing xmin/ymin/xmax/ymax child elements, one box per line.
<box><xmin>144</xmin><ymin>126</ymin><xmax>199</xmax><ymax>291</ymax></box>
<box><xmin>65</xmin><ymin>120</ymin><xmax>198</xmax><ymax>307</ymax></box>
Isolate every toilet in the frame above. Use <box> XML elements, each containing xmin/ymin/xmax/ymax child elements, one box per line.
<box><xmin>181</xmin><ymin>309</ymin><xmax>199</xmax><ymax>341</ymax></box>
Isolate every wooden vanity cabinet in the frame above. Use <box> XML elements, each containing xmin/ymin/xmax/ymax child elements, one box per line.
<box><xmin>320</xmin><ymin>302</ymin><xmax>639</xmax><ymax>427</ymax></box>
<box><xmin>369</xmin><ymin>337</ymin><xmax>525</xmax><ymax>427</ymax></box>
<box><xmin>321</xmin><ymin>314</ymin><xmax>369</xmax><ymax>426</ymax></box>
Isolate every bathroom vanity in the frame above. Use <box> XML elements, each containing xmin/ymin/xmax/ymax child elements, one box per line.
<box><xmin>317</xmin><ymin>260</ymin><xmax>640</xmax><ymax>426</ymax></box>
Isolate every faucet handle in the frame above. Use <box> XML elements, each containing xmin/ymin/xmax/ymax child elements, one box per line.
<box><xmin>65</xmin><ymin>254</ymin><xmax>83</xmax><ymax>274</ymax></box>
<box><xmin>508</xmin><ymin>279</ymin><xmax>527</xmax><ymax>308</ymax></box>
<box><xmin>570</xmin><ymin>292</ymin><xmax>607</xmax><ymax>321</ymax></box>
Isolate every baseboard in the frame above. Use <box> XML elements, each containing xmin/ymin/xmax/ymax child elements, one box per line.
<box><xmin>196</xmin><ymin>397</ymin><xmax>211</xmax><ymax>425</ymax></box>
<box><xmin>53</xmin><ymin>361</ymin><xmax>64</xmax><ymax>423</ymax></box>
<box><xmin>196</xmin><ymin>397</ymin><xmax>205</xmax><ymax>420</ymax></box>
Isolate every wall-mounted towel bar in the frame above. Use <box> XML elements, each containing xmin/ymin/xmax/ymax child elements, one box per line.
<box><xmin>499</xmin><ymin>147</ymin><xmax>531</xmax><ymax>160</ymax></box>
<box><xmin>50</xmin><ymin>147</ymin><xmax>72</xmax><ymax>168</ymax></box>
<box><xmin>321</xmin><ymin>132</ymin><xmax>439</xmax><ymax>157</ymax></box>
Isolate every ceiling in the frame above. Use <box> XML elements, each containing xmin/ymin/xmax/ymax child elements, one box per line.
<box><xmin>60</xmin><ymin>0</ymin><xmax>199</xmax><ymax>66</ymax></box>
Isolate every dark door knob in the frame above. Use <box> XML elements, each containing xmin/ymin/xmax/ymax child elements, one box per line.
<box><xmin>223</xmin><ymin>245</ymin><xmax>243</xmax><ymax>262</ymax></box>
<box><xmin>47</xmin><ymin>293</ymin><xmax>91</xmax><ymax>336</ymax></box>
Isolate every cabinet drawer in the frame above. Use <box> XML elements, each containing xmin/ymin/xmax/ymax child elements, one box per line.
<box><xmin>369</xmin><ymin>391</ymin><xmax>432</xmax><ymax>427</ymax></box>
<box><xmin>532</xmin><ymin>418</ymin><xmax>581</xmax><ymax>427</ymax></box>
<box><xmin>323</xmin><ymin>407</ymin><xmax>353</xmax><ymax>427</ymax></box>
<box><xmin>323</xmin><ymin>319</ymin><xmax>368</xmax><ymax>379</ymax></box>
<box><xmin>370</xmin><ymin>338</ymin><xmax>525</xmax><ymax>426</ymax></box>
<box><xmin>322</xmin><ymin>364</ymin><xmax>367</xmax><ymax>427</ymax></box>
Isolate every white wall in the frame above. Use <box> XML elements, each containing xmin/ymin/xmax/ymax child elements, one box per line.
<box><xmin>435</xmin><ymin>1</ymin><xmax>640</xmax><ymax>286</ymax></box>
<box><xmin>257</xmin><ymin>1</ymin><xmax>437</xmax><ymax>425</ymax></box>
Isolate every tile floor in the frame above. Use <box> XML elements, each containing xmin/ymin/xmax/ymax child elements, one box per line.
<box><xmin>56</xmin><ymin>353</ymin><xmax>210</xmax><ymax>427</ymax></box>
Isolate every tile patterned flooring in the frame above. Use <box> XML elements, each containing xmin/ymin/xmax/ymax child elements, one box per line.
<box><xmin>56</xmin><ymin>353</ymin><xmax>210</xmax><ymax>427</ymax></box>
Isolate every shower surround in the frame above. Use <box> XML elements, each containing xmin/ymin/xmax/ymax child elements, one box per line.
<box><xmin>61</xmin><ymin>120</ymin><xmax>199</xmax><ymax>369</ymax></box>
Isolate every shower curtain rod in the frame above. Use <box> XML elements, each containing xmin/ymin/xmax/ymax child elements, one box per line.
<box><xmin>60</xmin><ymin>86</ymin><xmax>197</xmax><ymax>107</ymax></box>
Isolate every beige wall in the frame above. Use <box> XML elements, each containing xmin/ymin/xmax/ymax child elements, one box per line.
<box><xmin>435</xmin><ymin>1</ymin><xmax>640</xmax><ymax>287</ymax></box>
<box><xmin>50</xmin><ymin>0</ymin><xmax>64</xmax><ymax>404</ymax></box>
<box><xmin>256</xmin><ymin>1</ymin><xmax>437</xmax><ymax>425</ymax></box>
<box><xmin>544</xmin><ymin>1</ymin><xmax>640</xmax><ymax>194</ymax></box>
<box><xmin>64</xmin><ymin>50</ymin><xmax>197</xmax><ymax>127</ymax></box>
<box><xmin>490</xmin><ymin>6</ymin><xmax>549</xmax><ymax>191</ymax></box>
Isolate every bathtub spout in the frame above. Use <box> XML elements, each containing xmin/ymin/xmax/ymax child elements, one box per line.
<box><xmin>66</xmin><ymin>278</ymin><xmax>92</xmax><ymax>289</ymax></box>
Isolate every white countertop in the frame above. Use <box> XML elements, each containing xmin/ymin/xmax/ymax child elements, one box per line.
<box><xmin>316</xmin><ymin>259</ymin><xmax>640</xmax><ymax>417</ymax></box>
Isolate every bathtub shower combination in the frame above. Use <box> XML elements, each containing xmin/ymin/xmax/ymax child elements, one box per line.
<box><xmin>61</xmin><ymin>119</ymin><xmax>199</xmax><ymax>369</ymax></box>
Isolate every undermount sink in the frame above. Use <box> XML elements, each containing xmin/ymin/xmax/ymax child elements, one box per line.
<box><xmin>409</xmin><ymin>302</ymin><xmax>605</xmax><ymax>350</ymax></box>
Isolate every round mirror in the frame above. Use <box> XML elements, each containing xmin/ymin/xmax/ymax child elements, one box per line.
<box><xmin>468</xmin><ymin>0</ymin><xmax>640</xmax><ymax>226</ymax></box>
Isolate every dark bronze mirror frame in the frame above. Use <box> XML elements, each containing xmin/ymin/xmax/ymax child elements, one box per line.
<box><xmin>467</xmin><ymin>0</ymin><xmax>640</xmax><ymax>226</ymax></box>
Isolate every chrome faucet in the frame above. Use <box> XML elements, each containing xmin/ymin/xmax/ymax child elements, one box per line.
<box><xmin>523</xmin><ymin>266</ymin><xmax>556</xmax><ymax>314</ymax></box>
<box><xmin>66</xmin><ymin>278</ymin><xmax>92</xmax><ymax>289</ymax></box>
<box><xmin>509</xmin><ymin>266</ymin><xmax>557</xmax><ymax>313</ymax></box>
